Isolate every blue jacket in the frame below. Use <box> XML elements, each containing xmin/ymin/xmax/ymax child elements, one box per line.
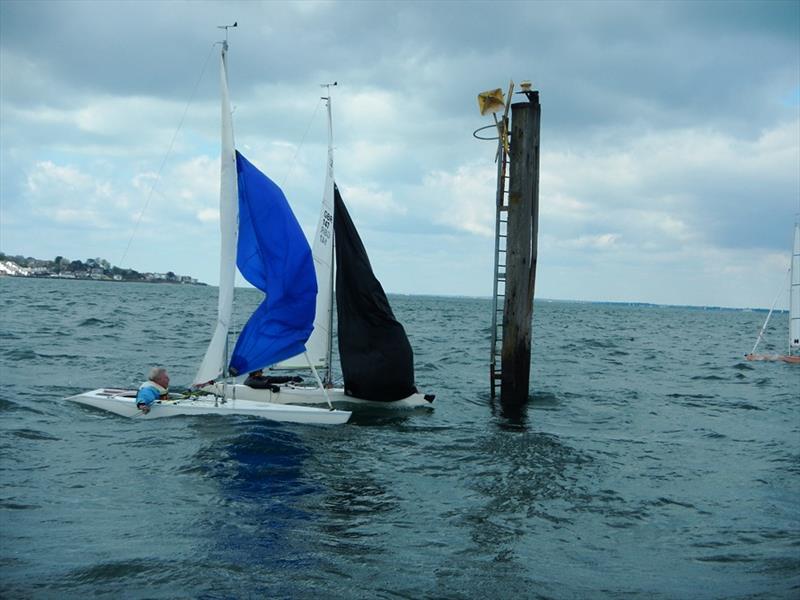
<box><xmin>136</xmin><ymin>382</ymin><xmax>167</xmax><ymax>407</ymax></box>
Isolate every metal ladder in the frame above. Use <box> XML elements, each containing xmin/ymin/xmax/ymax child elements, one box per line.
<box><xmin>490</xmin><ymin>124</ymin><xmax>511</xmax><ymax>398</ymax></box>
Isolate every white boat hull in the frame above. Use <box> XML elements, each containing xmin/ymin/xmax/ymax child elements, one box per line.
<box><xmin>201</xmin><ymin>383</ymin><xmax>435</xmax><ymax>410</ymax></box>
<box><xmin>745</xmin><ymin>353</ymin><xmax>800</xmax><ymax>364</ymax></box>
<box><xmin>66</xmin><ymin>388</ymin><xmax>351</xmax><ymax>425</ymax></box>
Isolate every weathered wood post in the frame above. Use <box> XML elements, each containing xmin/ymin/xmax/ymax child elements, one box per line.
<box><xmin>500</xmin><ymin>91</ymin><xmax>540</xmax><ymax>405</ymax></box>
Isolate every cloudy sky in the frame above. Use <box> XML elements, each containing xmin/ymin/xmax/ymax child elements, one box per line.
<box><xmin>1</xmin><ymin>0</ymin><xmax>798</xmax><ymax>308</ymax></box>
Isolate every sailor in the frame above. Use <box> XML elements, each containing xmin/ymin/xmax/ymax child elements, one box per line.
<box><xmin>244</xmin><ymin>369</ymin><xmax>302</xmax><ymax>388</ymax></box>
<box><xmin>136</xmin><ymin>367</ymin><xmax>170</xmax><ymax>414</ymax></box>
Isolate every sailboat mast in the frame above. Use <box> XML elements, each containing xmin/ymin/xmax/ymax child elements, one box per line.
<box><xmin>192</xmin><ymin>34</ymin><xmax>239</xmax><ymax>386</ymax></box>
<box><xmin>273</xmin><ymin>82</ymin><xmax>337</xmax><ymax>376</ymax></box>
<box><xmin>322</xmin><ymin>83</ymin><xmax>337</xmax><ymax>386</ymax></box>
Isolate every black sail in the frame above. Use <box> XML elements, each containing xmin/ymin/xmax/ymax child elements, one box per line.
<box><xmin>333</xmin><ymin>185</ymin><xmax>416</xmax><ymax>401</ymax></box>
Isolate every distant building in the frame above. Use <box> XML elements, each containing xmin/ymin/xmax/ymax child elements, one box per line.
<box><xmin>0</xmin><ymin>257</ymin><xmax>202</xmax><ymax>285</ymax></box>
<box><xmin>0</xmin><ymin>261</ymin><xmax>30</xmax><ymax>276</ymax></box>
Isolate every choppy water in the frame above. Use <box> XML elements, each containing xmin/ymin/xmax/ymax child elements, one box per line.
<box><xmin>1</xmin><ymin>277</ymin><xmax>798</xmax><ymax>599</ymax></box>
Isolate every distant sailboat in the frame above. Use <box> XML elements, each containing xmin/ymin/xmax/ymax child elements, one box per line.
<box><xmin>204</xmin><ymin>87</ymin><xmax>435</xmax><ymax>408</ymax></box>
<box><xmin>67</xmin><ymin>39</ymin><xmax>351</xmax><ymax>424</ymax></box>
<box><xmin>745</xmin><ymin>222</ymin><xmax>800</xmax><ymax>364</ymax></box>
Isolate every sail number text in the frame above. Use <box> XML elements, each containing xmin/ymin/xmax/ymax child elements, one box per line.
<box><xmin>320</xmin><ymin>209</ymin><xmax>333</xmax><ymax>244</ymax></box>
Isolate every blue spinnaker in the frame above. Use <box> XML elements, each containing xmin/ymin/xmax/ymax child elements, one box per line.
<box><xmin>228</xmin><ymin>151</ymin><xmax>317</xmax><ymax>376</ymax></box>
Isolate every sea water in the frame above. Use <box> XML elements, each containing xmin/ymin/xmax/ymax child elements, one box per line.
<box><xmin>1</xmin><ymin>277</ymin><xmax>797</xmax><ymax>599</ymax></box>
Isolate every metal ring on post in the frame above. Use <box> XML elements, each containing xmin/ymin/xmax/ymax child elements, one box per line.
<box><xmin>473</xmin><ymin>124</ymin><xmax>500</xmax><ymax>141</ymax></box>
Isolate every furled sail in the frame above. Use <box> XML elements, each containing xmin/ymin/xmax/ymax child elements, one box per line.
<box><xmin>193</xmin><ymin>41</ymin><xmax>238</xmax><ymax>386</ymax></box>
<box><xmin>228</xmin><ymin>151</ymin><xmax>317</xmax><ymax>376</ymax></box>
<box><xmin>333</xmin><ymin>185</ymin><xmax>416</xmax><ymax>400</ymax></box>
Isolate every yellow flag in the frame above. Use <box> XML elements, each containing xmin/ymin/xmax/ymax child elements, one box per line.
<box><xmin>477</xmin><ymin>88</ymin><xmax>505</xmax><ymax>116</ymax></box>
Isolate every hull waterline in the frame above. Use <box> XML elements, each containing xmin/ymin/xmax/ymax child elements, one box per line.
<box><xmin>202</xmin><ymin>383</ymin><xmax>435</xmax><ymax>409</ymax></box>
<box><xmin>66</xmin><ymin>388</ymin><xmax>351</xmax><ymax>424</ymax></box>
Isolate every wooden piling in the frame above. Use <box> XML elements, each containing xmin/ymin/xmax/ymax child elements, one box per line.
<box><xmin>500</xmin><ymin>93</ymin><xmax>540</xmax><ymax>405</ymax></box>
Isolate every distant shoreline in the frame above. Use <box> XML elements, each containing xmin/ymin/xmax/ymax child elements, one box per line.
<box><xmin>0</xmin><ymin>273</ymin><xmax>207</xmax><ymax>286</ymax></box>
<box><xmin>0</xmin><ymin>255</ymin><xmax>204</xmax><ymax>285</ymax></box>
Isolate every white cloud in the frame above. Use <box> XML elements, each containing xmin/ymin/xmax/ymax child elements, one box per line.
<box><xmin>196</xmin><ymin>208</ymin><xmax>218</xmax><ymax>223</ymax></box>
<box><xmin>339</xmin><ymin>183</ymin><xmax>406</xmax><ymax>216</ymax></box>
<box><xmin>167</xmin><ymin>155</ymin><xmax>217</xmax><ymax>206</ymax></box>
<box><xmin>339</xmin><ymin>89</ymin><xmax>398</xmax><ymax>127</ymax></box>
<box><xmin>344</xmin><ymin>140</ymin><xmax>403</xmax><ymax>176</ymax></box>
<box><xmin>27</xmin><ymin>161</ymin><xmax>92</xmax><ymax>194</ymax></box>
<box><xmin>24</xmin><ymin>161</ymin><xmax>125</xmax><ymax>228</ymax></box>
<box><xmin>561</xmin><ymin>233</ymin><xmax>621</xmax><ymax>250</ymax></box>
<box><xmin>423</xmin><ymin>162</ymin><xmax>495</xmax><ymax>237</ymax></box>
<box><xmin>540</xmin><ymin>191</ymin><xmax>590</xmax><ymax>220</ymax></box>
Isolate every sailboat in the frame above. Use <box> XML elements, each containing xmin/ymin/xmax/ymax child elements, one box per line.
<box><xmin>202</xmin><ymin>86</ymin><xmax>435</xmax><ymax>409</ymax></box>
<box><xmin>66</xmin><ymin>40</ymin><xmax>352</xmax><ymax>424</ymax></box>
<box><xmin>745</xmin><ymin>222</ymin><xmax>800</xmax><ymax>364</ymax></box>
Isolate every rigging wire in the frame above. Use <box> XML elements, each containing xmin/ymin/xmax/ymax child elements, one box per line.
<box><xmin>750</xmin><ymin>266</ymin><xmax>791</xmax><ymax>355</ymax></box>
<box><xmin>118</xmin><ymin>42</ymin><xmax>217</xmax><ymax>269</ymax></box>
<box><xmin>280</xmin><ymin>96</ymin><xmax>323</xmax><ymax>188</ymax></box>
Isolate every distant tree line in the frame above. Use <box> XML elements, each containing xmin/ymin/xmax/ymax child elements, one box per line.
<box><xmin>0</xmin><ymin>252</ymin><xmax>181</xmax><ymax>282</ymax></box>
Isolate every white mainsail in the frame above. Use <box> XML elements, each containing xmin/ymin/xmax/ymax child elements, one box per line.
<box><xmin>790</xmin><ymin>222</ymin><xmax>800</xmax><ymax>349</ymax></box>
<box><xmin>193</xmin><ymin>41</ymin><xmax>239</xmax><ymax>386</ymax></box>
<box><xmin>277</xmin><ymin>93</ymin><xmax>336</xmax><ymax>380</ymax></box>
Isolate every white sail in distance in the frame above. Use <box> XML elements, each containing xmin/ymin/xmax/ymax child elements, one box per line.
<box><xmin>790</xmin><ymin>222</ymin><xmax>800</xmax><ymax>349</ymax></box>
<box><xmin>193</xmin><ymin>41</ymin><xmax>239</xmax><ymax>386</ymax></box>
